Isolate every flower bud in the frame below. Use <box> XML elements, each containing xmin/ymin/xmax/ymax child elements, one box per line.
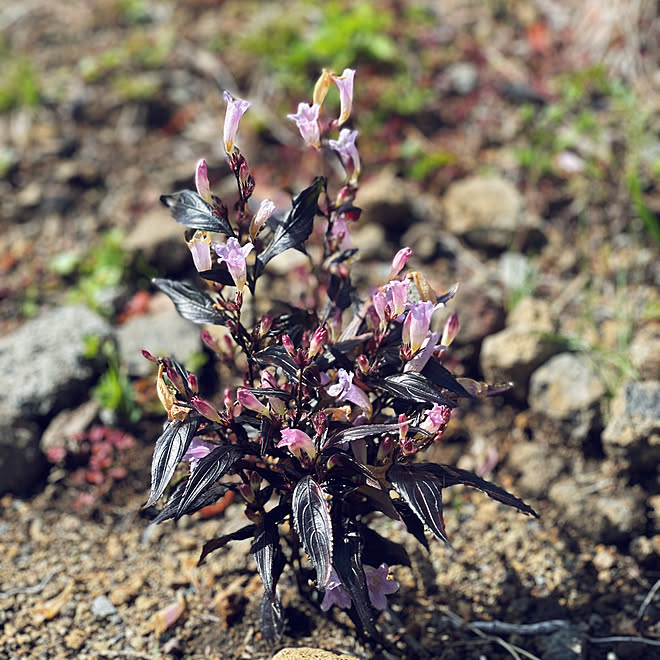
<box><xmin>259</xmin><ymin>313</ymin><xmax>273</xmax><ymax>338</ymax></box>
<box><xmin>187</xmin><ymin>231</ymin><xmax>212</xmax><ymax>272</ymax></box>
<box><xmin>200</xmin><ymin>330</ymin><xmax>220</xmax><ymax>353</ymax></box>
<box><xmin>191</xmin><ymin>396</ymin><xmax>222</xmax><ymax>423</ymax></box>
<box><xmin>239</xmin><ymin>483</ymin><xmax>255</xmax><ymax>504</ymax></box>
<box><xmin>187</xmin><ymin>373</ymin><xmax>198</xmax><ymax>394</ymax></box>
<box><xmin>313</xmin><ymin>68</ymin><xmax>332</xmax><ymax>106</ymax></box>
<box><xmin>330</xmin><ymin>68</ymin><xmax>355</xmax><ymax>126</ymax></box>
<box><xmin>307</xmin><ymin>326</ymin><xmax>328</xmax><ymax>360</ymax></box>
<box><xmin>249</xmin><ymin>199</ymin><xmax>276</xmax><ymax>240</ymax></box>
<box><xmin>236</xmin><ymin>388</ymin><xmax>271</xmax><ymax>417</ymax></box>
<box><xmin>281</xmin><ymin>334</ymin><xmax>296</xmax><ymax>360</ymax></box>
<box><xmin>223</xmin><ymin>91</ymin><xmax>250</xmax><ymax>155</ymax></box>
<box><xmin>165</xmin><ymin>365</ymin><xmax>184</xmax><ymax>393</ymax></box>
<box><xmin>376</xmin><ymin>436</ymin><xmax>393</xmax><ymax>463</ymax></box>
<box><xmin>141</xmin><ymin>349</ymin><xmax>158</xmax><ymax>363</ymax></box>
<box><xmin>389</xmin><ymin>247</ymin><xmax>412</xmax><ymax>280</ymax></box>
<box><xmin>195</xmin><ymin>158</ymin><xmax>211</xmax><ymax>202</ymax></box>
<box><xmin>357</xmin><ymin>354</ymin><xmax>369</xmax><ymax>375</ymax></box>
<box><xmin>441</xmin><ymin>312</ymin><xmax>459</xmax><ymax>347</ymax></box>
<box><xmin>277</xmin><ymin>428</ymin><xmax>316</xmax><ymax>461</ymax></box>
<box><xmin>398</xmin><ymin>413</ymin><xmax>409</xmax><ymax>441</ymax></box>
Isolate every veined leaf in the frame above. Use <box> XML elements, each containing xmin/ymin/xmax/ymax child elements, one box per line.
<box><xmin>292</xmin><ymin>476</ymin><xmax>333</xmax><ymax>588</ymax></box>
<box><xmin>146</xmin><ymin>416</ymin><xmax>199</xmax><ymax>507</ymax></box>
<box><xmin>417</xmin><ymin>462</ymin><xmax>538</xmax><ymax>517</ymax></box>
<box><xmin>252</xmin><ymin>520</ymin><xmax>285</xmax><ymax>640</ymax></box>
<box><xmin>388</xmin><ymin>462</ymin><xmax>449</xmax><ymax>544</ymax></box>
<box><xmin>422</xmin><ymin>359</ymin><xmax>474</xmax><ymax>398</ymax></box>
<box><xmin>153</xmin><ymin>479</ymin><xmax>228</xmax><ymax>524</ymax></box>
<box><xmin>378</xmin><ymin>372</ymin><xmax>456</xmax><ymax>407</ymax></box>
<box><xmin>153</xmin><ymin>279</ymin><xmax>228</xmax><ymax>326</ymax></box>
<box><xmin>160</xmin><ymin>190</ymin><xmax>234</xmax><ymax>236</ymax></box>
<box><xmin>198</xmin><ymin>524</ymin><xmax>256</xmax><ymax>565</ymax></box>
<box><xmin>255</xmin><ymin>177</ymin><xmax>324</xmax><ymax>279</ymax></box>
<box><xmin>175</xmin><ymin>445</ymin><xmax>244</xmax><ymax>519</ymax></box>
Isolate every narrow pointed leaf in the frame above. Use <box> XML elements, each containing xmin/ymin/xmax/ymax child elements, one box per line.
<box><xmin>253</xmin><ymin>345</ymin><xmax>319</xmax><ymax>386</ymax></box>
<box><xmin>332</xmin><ymin>515</ymin><xmax>376</xmax><ymax>636</ymax></box>
<box><xmin>154</xmin><ymin>480</ymin><xmax>228</xmax><ymax>524</ymax></box>
<box><xmin>388</xmin><ymin>462</ymin><xmax>449</xmax><ymax>544</ymax></box>
<box><xmin>355</xmin><ymin>484</ymin><xmax>401</xmax><ymax>521</ymax></box>
<box><xmin>146</xmin><ymin>416</ymin><xmax>199</xmax><ymax>507</ymax></box>
<box><xmin>393</xmin><ymin>500</ymin><xmax>429</xmax><ymax>550</ymax></box>
<box><xmin>362</xmin><ymin>527</ymin><xmax>411</xmax><ymax>567</ymax></box>
<box><xmin>422</xmin><ymin>359</ymin><xmax>474</xmax><ymax>398</ymax></box>
<box><xmin>259</xmin><ymin>593</ymin><xmax>284</xmax><ymax>641</ymax></box>
<box><xmin>197</xmin><ymin>264</ymin><xmax>236</xmax><ymax>286</ymax></box>
<box><xmin>176</xmin><ymin>445</ymin><xmax>244</xmax><ymax>519</ymax></box>
<box><xmin>418</xmin><ymin>463</ymin><xmax>538</xmax><ymax>517</ymax></box>
<box><xmin>160</xmin><ymin>190</ymin><xmax>234</xmax><ymax>235</ymax></box>
<box><xmin>198</xmin><ymin>524</ymin><xmax>256</xmax><ymax>565</ymax></box>
<box><xmin>378</xmin><ymin>372</ymin><xmax>456</xmax><ymax>407</ymax></box>
<box><xmin>255</xmin><ymin>177</ymin><xmax>323</xmax><ymax>278</ymax></box>
<box><xmin>153</xmin><ymin>279</ymin><xmax>228</xmax><ymax>325</ymax></box>
<box><xmin>292</xmin><ymin>476</ymin><xmax>333</xmax><ymax>588</ymax></box>
<box><xmin>252</xmin><ymin>519</ymin><xmax>285</xmax><ymax>640</ymax></box>
<box><xmin>325</xmin><ymin>423</ymin><xmax>414</xmax><ymax>448</ymax></box>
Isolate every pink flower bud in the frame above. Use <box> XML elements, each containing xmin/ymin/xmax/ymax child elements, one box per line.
<box><xmin>308</xmin><ymin>326</ymin><xmax>328</xmax><ymax>359</ymax></box>
<box><xmin>239</xmin><ymin>483</ymin><xmax>255</xmax><ymax>504</ymax></box>
<box><xmin>371</xmin><ymin>290</ymin><xmax>387</xmax><ymax>329</ymax></box>
<box><xmin>398</xmin><ymin>413</ymin><xmax>409</xmax><ymax>441</ymax></box>
<box><xmin>376</xmin><ymin>436</ymin><xmax>393</xmax><ymax>463</ymax></box>
<box><xmin>441</xmin><ymin>312</ymin><xmax>459</xmax><ymax>347</ymax></box>
<box><xmin>166</xmin><ymin>365</ymin><xmax>184</xmax><ymax>392</ymax></box>
<box><xmin>195</xmin><ymin>158</ymin><xmax>211</xmax><ymax>202</ymax></box>
<box><xmin>236</xmin><ymin>389</ymin><xmax>270</xmax><ymax>417</ymax></box>
<box><xmin>141</xmin><ymin>349</ymin><xmax>158</xmax><ymax>363</ymax></box>
<box><xmin>277</xmin><ymin>428</ymin><xmax>316</xmax><ymax>461</ymax></box>
<box><xmin>287</xmin><ymin>102</ymin><xmax>321</xmax><ymax>149</ymax></box>
<box><xmin>330</xmin><ymin>68</ymin><xmax>356</xmax><ymax>126</ymax></box>
<box><xmin>187</xmin><ymin>373</ymin><xmax>198</xmax><ymax>394</ymax></box>
<box><xmin>191</xmin><ymin>396</ymin><xmax>222</xmax><ymax>423</ymax></box>
<box><xmin>389</xmin><ymin>247</ymin><xmax>412</xmax><ymax>279</ymax></box>
<box><xmin>281</xmin><ymin>334</ymin><xmax>296</xmax><ymax>360</ymax></box>
<box><xmin>223</xmin><ymin>91</ymin><xmax>250</xmax><ymax>154</ymax></box>
<box><xmin>200</xmin><ymin>330</ymin><xmax>220</xmax><ymax>353</ymax></box>
<box><xmin>249</xmin><ymin>199</ymin><xmax>276</xmax><ymax>240</ymax></box>
<box><xmin>259</xmin><ymin>313</ymin><xmax>273</xmax><ymax>338</ymax></box>
<box><xmin>313</xmin><ymin>68</ymin><xmax>332</xmax><ymax>106</ymax></box>
<box><xmin>420</xmin><ymin>404</ymin><xmax>452</xmax><ymax>434</ymax></box>
<box><xmin>357</xmin><ymin>354</ymin><xmax>369</xmax><ymax>375</ymax></box>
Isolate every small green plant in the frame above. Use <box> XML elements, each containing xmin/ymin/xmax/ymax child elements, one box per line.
<box><xmin>84</xmin><ymin>335</ymin><xmax>141</xmax><ymax>424</ymax></box>
<box><xmin>0</xmin><ymin>49</ymin><xmax>40</xmax><ymax>111</ymax></box>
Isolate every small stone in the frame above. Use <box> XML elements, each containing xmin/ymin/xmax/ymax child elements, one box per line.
<box><xmin>443</xmin><ymin>175</ymin><xmax>543</xmax><ymax>252</ymax></box>
<box><xmin>64</xmin><ymin>628</ymin><xmax>87</xmax><ymax>651</ymax></box>
<box><xmin>446</xmin><ymin>62</ymin><xmax>478</xmax><ymax>95</ymax></box>
<box><xmin>629</xmin><ymin>323</ymin><xmax>660</xmax><ymax>379</ymax></box>
<box><xmin>506</xmin><ymin>442</ymin><xmax>567</xmax><ymax>498</ymax></box>
<box><xmin>507</xmin><ymin>297</ymin><xmax>555</xmax><ymax>333</ymax></box>
<box><xmin>592</xmin><ymin>547</ymin><xmax>615</xmax><ymax>571</ymax></box>
<box><xmin>480</xmin><ymin>327</ymin><xmax>562</xmax><ymax>400</ymax></box>
<box><xmin>91</xmin><ymin>595</ymin><xmax>116</xmax><ymax>619</ymax></box>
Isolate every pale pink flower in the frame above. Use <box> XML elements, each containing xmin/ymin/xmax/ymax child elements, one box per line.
<box><xmin>249</xmin><ymin>199</ymin><xmax>276</xmax><ymax>239</ymax></box>
<box><xmin>187</xmin><ymin>231</ymin><xmax>212</xmax><ymax>272</ymax></box>
<box><xmin>404</xmin><ymin>331</ymin><xmax>443</xmax><ymax>373</ymax></box>
<box><xmin>371</xmin><ymin>289</ymin><xmax>388</xmax><ymax>329</ymax></box>
<box><xmin>213</xmin><ymin>237</ymin><xmax>253</xmax><ymax>289</ymax></box>
<box><xmin>330</xmin><ymin>68</ymin><xmax>356</xmax><ymax>125</ymax></box>
<box><xmin>223</xmin><ymin>91</ymin><xmax>250</xmax><ymax>154</ymax></box>
<box><xmin>195</xmin><ymin>158</ymin><xmax>211</xmax><ymax>202</ymax></box>
<box><xmin>287</xmin><ymin>102</ymin><xmax>321</xmax><ymax>149</ymax></box>
<box><xmin>328</xmin><ymin>128</ymin><xmax>360</xmax><ymax>184</ymax></box>
<box><xmin>182</xmin><ymin>437</ymin><xmax>215</xmax><ymax>471</ymax></box>
<box><xmin>236</xmin><ymin>388</ymin><xmax>270</xmax><ymax>417</ymax></box>
<box><xmin>364</xmin><ymin>563</ymin><xmax>399</xmax><ymax>610</ymax></box>
<box><xmin>326</xmin><ymin>368</ymin><xmax>371</xmax><ymax>414</ymax></box>
<box><xmin>384</xmin><ymin>279</ymin><xmax>409</xmax><ymax>318</ymax></box>
<box><xmin>389</xmin><ymin>247</ymin><xmax>412</xmax><ymax>279</ymax></box>
<box><xmin>402</xmin><ymin>300</ymin><xmax>436</xmax><ymax>354</ymax></box>
<box><xmin>277</xmin><ymin>428</ymin><xmax>316</xmax><ymax>461</ymax></box>
<box><xmin>191</xmin><ymin>396</ymin><xmax>222</xmax><ymax>423</ymax></box>
<box><xmin>420</xmin><ymin>403</ymin><xmax>452</xmax><ymax>434</ymax></box>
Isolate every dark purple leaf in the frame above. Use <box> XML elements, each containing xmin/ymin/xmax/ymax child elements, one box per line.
<box><xmin>252</xmin><ymin>520</ymin><xmax>285</xmax><ymax>640</ymax></box>
<box><xmin>197</xmin><ymin>264</ymin><xmax>236</xmax><ymax>286</ymax></box>
<box><xmin>145</xmin><ymin>416</ymin><xmax>199</xmax><ymax>507</ymax></box>
<box><xmin>197</xmin><ymin>524</ymin><xmax>256</xmax><ymax>565</ymax></box>
<box><xmin>332</xmin><ymin>515</ymin><xmax>376</xmax><ymax>636</ymax></box>
<box><xmin>241</xmin><ymin>387</ymin><xmax>294</xmax><ymax>401</ymax></box>
<box><xmin>417</xmin><ymin>463</ymin><xmax>538</xmax><ymax>517</ymax></box>
<box><xmin>421</xmin><ymin>359</ymin><xmax>473</xmax><ymax>398</ymax></box>
<box><xmin>253</xmin><ymin>345</ymin><xmax>319</xmax><ymax>387</ymax></box>
<box><xmin>152</xmin><ymin>479</ymin><xmax>187</xmax><ymax>524</ymax></box>
<box><xmin>175</xmin><ymin>445</ymin><xmax>244</xmax><ymax>519</ymax></box>
<box><xmin>160</xmin><ymin>190</ymin><xmax>234</xmax><ymax>236</ymax></box>
<box><xmin>154</xmin><ymin>479</ymin><xmax>228</xmax><ymax>524</ymax></box>
<box><xmin>325</xmin><ymin>423</ymin><xmax>407</xmax><ymax>448</ymax></box>
<box><xmin>255</xmin><ymin>177</ymin><xmax>323</xmax><ymax>278</ymax></box>
<box><xmin>362</xmin><ymin>527</ymin><xmax>411</xmax><ymax>567</ymax></box>
<box><xmin>153</xmin><ymin>279</ymin><xmax>228</xmax><ymax>326</ymax></box>
<box><xmin>388</xmin><ymin>462</ymin><xmax>449</xmax><ymax>544</ymax></box>
<box><xmin>355</xmin><ymin>484</ymin><xmax>401</xmax><ymax>521</ymax></box>
<box><xmin>377</xmin><ymin>372</ymin><xmax>457</xmax><ymax>408</ymax></box>
<box><xmin>328</xmin><ymin>274</ymin><xmax>353</xmax><ymax>310</ymax></box>
<box><xmin>292</xmin><ymin>476</ymin><xmax>333</xmax><ymax>588</ymax></box>
<box><xmin>393</xmin><ymin>500</ymin><xmax>429</xmax><ymax>550</ymax></box>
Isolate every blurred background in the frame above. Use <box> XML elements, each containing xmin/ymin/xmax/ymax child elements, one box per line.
<box><xmin>1</xmin><ymin>1</ymin><xmax>659</xmax><ymax>658</ymax></box>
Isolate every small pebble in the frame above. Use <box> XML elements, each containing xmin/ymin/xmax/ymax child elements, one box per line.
<box><xmin>91</xmin><ymin>595</ymin><xmax>116</xmax><ymax>618</ymax></box>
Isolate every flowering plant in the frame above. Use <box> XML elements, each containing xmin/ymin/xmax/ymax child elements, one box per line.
<box><xmin>144</xmin><ymin>69</ymin><xmax>536</xmax><ymax>641</ymax></box>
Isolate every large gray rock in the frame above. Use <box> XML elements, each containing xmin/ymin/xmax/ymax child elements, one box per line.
<box><xmin>507</xmin><ymin>441</ymin><xmax>567</xmax><ymax>498</ymax></box>
<box><xmin>529</xmin><ymin>353</ymin><xmax>605</xmax><ymax>443</ymax></box>
<box><xmin>0</xmin><ymin>305</ymin><xmax>112</xmax><ymax>419</ymax></box>
<box><xmin>116</xmin><ymin>304</ymin><xmax>202</xmax><ymax>378</ymax></box>
<box><xmin>602</xmin><ymin>381</ymin><xmax>660</xmax><ymax>471</ymax></box>
<box><xmin>443</xmin><ymin>175</ymin><xmax>543</xmax><ymax>251</ymax></box>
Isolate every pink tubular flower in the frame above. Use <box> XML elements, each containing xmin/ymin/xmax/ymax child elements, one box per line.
<box><xmin>402</xmin><ymin>300</ymin><xmax>436</xmax><ymax>354</ymax></box>
<box><xmin>182</xmin><ymin>437</ymin><xmax>215</xmax><ymax>471</ymax></box>
<box><xmin>277</xmin><ymin>428</ymin><xmax>316</xmax><ymax>461</ymax></box>
<box><xmin>328</xmin><ymin>128</ymin><xmax>360</xmax><ymax>184</ymax></box>
<box><xmin>385</xmin><ymin>279</ymin><xmax>409</xmax><ymax>319</ymax></box>
<box><xmin>326</xmin><ymin>368</ymin><xmax>371</xmax><ymax>415</ymax></box>
<box><xmin>308</xmin><ymin>326</ymin><xmax>328</xmax><ymax>360</ymax></box>
<box><xmin>389</xmin><ymin>247</ymin><xmax>412</xmax><ymax>279</ymax></box>
<box><xmin>404</xmin><ymin>331</ymin><xmax>442</xmax><ymax>373</ymax></box>
<box><xmin>236</xmin><ymin>388</ymin><xmax>270</xmax><ymax>418</ymax></box>
<box><xmin>320</xmin><ymin>568</ymin><xmax>352</xmax><ymax>611</ymax></box>
<box><xmin>371</xmin><ymin>289</ymin><xmax>388</xmax><ymax>330</ymax></box>
<box><xmin>191</xmin><ymin>396</ymin><xmax>222</xmax><ymax>423</ymax></box>
<box><xmin>287</xmin><ymin>102</ymin><xmax>321</xmax><ymax>149</ymax></box>
<box><xmin>420</xmin><ymin>403</ymin><xmax>452</xmax><ymax>435</ymax></box>
<box><xmin>187</xmin><ymin>230</ymin><xmax>212</xmax><ymax>272</ymax></box>
<box><xmin>249</xmin><ymin>199</ymin><xmax>276</xmax><ymax>240</ymax></box>
<box><xmin>441</xmin><ymin>312</ymin><xmax>459</xmax><ymax>347</ymax></box>
<box><xmin>330</xmin><ymin>68</ymin><xmax>356</xmax><ymax>125</ymax></box>
<box><xmin>195</xmin><ymin>158</ymin><xmax>211</xmax><ymax>202</ymax></box>
<box><xmin>223</xmin><ymin>91</ymin><xmax>250</xmax><ymax>154</ymax></box>
<box><xmin>364</xmin><ymin>563</ymin><xmax>399</xmax><ymax>610</ymax></box>
<box><xmin>213</xmin><ymin>237</ymin><xmax>253</xmax><ymax>289</ymax></box>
